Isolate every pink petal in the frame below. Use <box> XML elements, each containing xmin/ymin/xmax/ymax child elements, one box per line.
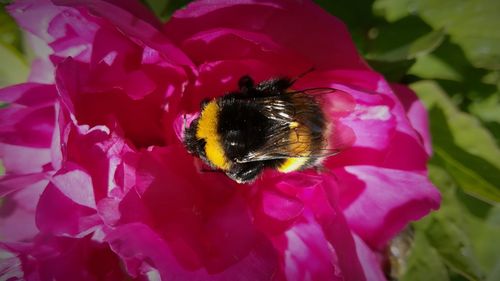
<box><xmin>0</xmin><ymin>176</ymin><xmax>48</xmax><ymax>242</ymax></box>
<box><xmin>53</xmin><ymin>0</ymin><xmax>193</xmax><ymax>66</ymax></box>
<box><xmin>8</xmin><ymin>0</ymin><xmax>98</xmax><ymax>62</ymax></box>
<box><xmin>0</xmin><ymin>106</ymin><xmax>54</xmax><ymax>148</ymax></box>
<box><xmin>391</xmin><ymin>83</ymin><xmax>432</xmax><ymax>155</ymax></box>
<box><xmin>0</xmin><ymin>83</ymin><xmax>56</xmax><ymax>106</ymax></box>
<box><xmin>303</xmin><ymin>183</ymin><xmax>368</xmax><ymax>281</ymax></box>
<box><xmin>2</xmin><ymin>235</ymin><xmax>128</xmax><ymax>280</ymax></box>
<box><xmin>135</xmin><ymin>147</ymin><xmax>255</xmax><ymax>269</ymax></box>
<box><xmin>55</xmin><ymin>55</ymin><xmax>185</xmax><ymax>148</ymax></box>
<box><xmin>260</xmin><ymin>189</ymin><xmax>304</xmax><ymax>222</ymax></box>
<box><xmin>166</xmin><ymin>0</ymin><xmax>368</xmax><ymax>70</ymax></box>
<box><xmin>281</xmin><ymin>218</ymin><xmax>344</xmax><ymax>281</ymax></box>
<box><xmin>7</xmin><ymin>0</ymin><xmax>66</xmax><ymax>43</ymax></box>
<box><xmin>0</xmin><ymin>144</ymin><xmax>51</xmax><ymax>174</ymax></box>
<box><xmin>181</xmin><ymin>27</ymin><xmax>310</xmax><ymax>71</ymax></box>
<box><xmin>336</xmin><ymin>166</ymin><xmax>440</xmax><ymax>248</ymax></box>
<box><xmin>353</xmin><ymin>234</ymin><xmax>387</xmax><ymax>281</ymax></box>
<box><xmin>294</xmin><ymin>71</ymin><xmax>429</xmax><ymax>172</ymax></box>
<box><xmin>63</xmin><ymin>124</ymin><xmax>135</xmax><ymax>201</ymax></box>
<box><xmin>106</xmin><ymin>223</ymin><xmax>278</xmax><ymax>281</ymax></box>
<box><xmin>0</xmin><ymin>173</ymin><xmax>47</xmax><ymax>197</ymax></box>
<box><xmin>36</xmin><ymin>164</ymin><xmax>101</xmax><ymax>236</ymax></box>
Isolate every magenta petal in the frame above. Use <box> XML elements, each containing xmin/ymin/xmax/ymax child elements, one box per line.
<box><xmin>29</xmin><ymin>57</ymin><xmax>56</xmax><ymax>83</ymax></box>
<box><xmin>260</xmin><ymin>189</ymin><xmax>304</xmax><ymax>222</ymax></box>
<box><xmin>134</xmin><ymin>147</ymin><xmax>277</xmax><ymax>273</ymax></box>
<box><xmin>0</xmin><ymin>144</ymin><xmax>51</xmax><ymax>174</ymax></box>
<box><xmin>305</xmin><ymin>183</ymin><xmax>368</xmax><ymax>281</ymax></box>
<box><xmin>353</xmin><ymin>234</ymin><xmax>387</xmax><ymax>281</ymax></box>
<box><xmin>53</xmin><ymin>0</ymin><xmax>193</xmax><ymax>66</ymax></box>
<box><xmin>2</xmin><ymin>235</ymin><xmax>128</xmax><ymax>280</ymax></box>
<box><xmin>0</xmin><ymin>84</ymin><xmax>56</xmax><ymax>155</ymax></box>
<box><xmin>36</xmin><ymin>164</ymin><xmax>101</xmax><ymax>236</ymax></box>
<box><xmin>337</xmin><ymin>166</ymin><xmax>440</xmax><ymax>248</ymax></box>
<box><xmin>0</xmin><ymin>173</ymin><xmax>47</xmax><ymax>197</ymax></box>
<box><xmin>281</xmin><ymin>218</ymin><xmax>344</xmax><ymax>281</ymax></box>
<box><xmin>0</xmin><ymin>176</ymin><xmax>48</xmax><ymax>242</ymax></box>
<box><xmin>0</xmin><ymin>83</ymin><xmax>56</xmax><ymax>106</ymax></box>
<box><xmin>181</xmin><ymin>27</ymin><xmax>310</xmax><ymax>71</ymax></box>
<box><xmin>63</xmin><ymin>124</ymin><xmax>135</xmax><ymax>201</ymax></box>
<box><xmin>8</xmin><ymin>0</ymin><xmax>97</xmax><ymax>62</ymax></box>
<box><xmin>107</xmin><ymin>223</ymin><xmax>278</xmax><ymax>281</ymax></box>
<box><xmin>7</xmin><ymin>0</ymin><xmax>66</xmax><ymax>43</ymax></box>
<box><xmin>391</xmin><ymin>83</ymin><xmax>432</xmax><ymax>155</ymax></box>
<box><xmin>166</xmin><ymin>0</ymin><xmax>368</xmax><ymax>70</ymax></box>
<box><xmin>50</xmin><ymin>164</ymin><xmax>96</xmax><ymax>208</ymax></box>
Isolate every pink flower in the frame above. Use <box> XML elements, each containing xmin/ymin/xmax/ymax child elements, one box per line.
<box><xmin>0</xmin><ymin>0</ymin><xmax>440</xmax><ymax>280</ymax></box>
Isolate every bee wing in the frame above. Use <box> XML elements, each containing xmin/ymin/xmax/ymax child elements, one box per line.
<box><xmin>235</xmin><ymin>147</ymin><xmax>341</xmax><ymax>163</ymax></box>
<box><xmin>233</xmin><ymin>88</ymin><xmax>353</xmax><ymax>163</ymax></box>
<box><xmin>287</xmin><ymin>87</ymin><xmax>339</xmax><ymax>96</ymax></box>
<box><xmin>236</xmin><ymin>95</ymin><xmax>340</xmax><ymax>163</ymax></box>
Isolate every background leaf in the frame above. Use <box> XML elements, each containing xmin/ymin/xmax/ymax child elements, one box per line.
<box><xmin>400</xmin><ymin>230</ymin><xmax>450</xmax><ymax>281</ymax></box>
<box><xmin>411</xmin><ymin>81</ymin><xmax>500</xmax><ymax>203</ymax></box>
<box><xmin>140</xmin><ymin>0</ymin><xmax>191</xmax><ymax>21</ymax></box>
<box><xmin>0</xmin><ymin>5</ymin><xmax>28</xmax><ymax>87</ymax></box>
<box><xmin>373</xmin><ymin>0</ymin><xmax>500</xmax><ymax>70</ymax></box>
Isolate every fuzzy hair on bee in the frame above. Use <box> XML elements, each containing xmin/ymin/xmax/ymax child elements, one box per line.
<box><xmin>183</xmin><ymin>71</ymin><xmax>341</xmax><ymax>184</ymax></box>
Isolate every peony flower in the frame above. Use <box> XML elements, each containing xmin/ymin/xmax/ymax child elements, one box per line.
<box><xmin>0</xmin><ymin>0</ymin><xmax>440</xmax><ymax>280</ymax></box>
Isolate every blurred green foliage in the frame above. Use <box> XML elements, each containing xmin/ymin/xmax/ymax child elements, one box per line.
<box><xmin>1</xmin><ymin>0</ymin><xmax>499</xmax><ymax>280</ymax></box>
<box><xmin>313</xmin><ymin>0</ymin><xmax>500</xmax><ymax>280</ymax></box>
<box><xmin>0</xmin><ymin>5</ymin><xmax>28</xmax><ymax>87</ymax></box>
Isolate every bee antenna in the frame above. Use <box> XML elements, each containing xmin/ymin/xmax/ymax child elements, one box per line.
<box><xmin>290</xmin><ymin>66</ymin><xmax>316</xmax><ymax>85</ymax></box>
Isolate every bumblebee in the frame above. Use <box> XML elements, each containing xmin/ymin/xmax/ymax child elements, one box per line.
<box><xmin>183</xmin><ymin>73</ymin><xmax>338</xmax><ymax>183</ymax></box>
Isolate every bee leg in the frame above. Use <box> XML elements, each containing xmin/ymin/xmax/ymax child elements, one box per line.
<box><xmin>314</xmin><ymin>164</ymin><xmax>327</xmax><ymax>173</ymax></box>
<box><xmin>238</xmin><ymin>75</ymin><xmax>255</xmax><ymax>94</ymax></box>
<box><xmin>289</xmin><ymin>67</ymin><xmax>315</xmax><ymax>85</ymax></box>
<box><xmin>226</xmin><ymin>162</ymin><xmax>265</xmax><ymax>184</ymax></box>
<box><xmin>256</xmin><ymin>77</ymin><xmax>292</xmax><ymax>95</ymax></box>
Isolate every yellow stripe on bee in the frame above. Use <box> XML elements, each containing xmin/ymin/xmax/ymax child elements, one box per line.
<box><xmin>195</xmin><ymin>101</ymin><xmax>230</xmax><ymax>171</ymax></box>
<box><xmin>278</xmin><ymin>157</ymin><xmax>309</xmax><ymax>173</ymax></box>
<box><xmin>278</xmin><ymin>125</ymin><xmax>311</xmax><ymax>173</ymax></box>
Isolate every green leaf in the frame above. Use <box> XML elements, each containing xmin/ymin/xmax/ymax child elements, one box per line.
<box><xmin>467</xmin><ymin>206</ymin><xmax>500</xmax><ymax>279</ymax></box>
<box><xmin>0</xmin><ymin>41</ymin><xmax>29</xmax><ymax>87</ymax></box>
<box><xmin>0</xmin><ymin>4</ymin><xmax>22</xmax><ymax>51</ymax></box>
<box><xmin>366</xmin><ymin>26</ymin><xmax>444</xmax><ymax>62</ymax></box>
<box><xmin>366</xmin><ymin>59</ymin><xmax>415</xmax><ymax>82</ymax></box>
<box><xmin>142</xmin><ymin>0</ymin><xmax>168</xmax><ymax>19</ymax></box>
<box><xmin>409</xmin><ymin>54</ymin><xmax>463</xmax><ymax>81</ymax></box>
<box><xmin>374</xmin><ymin>0</ymin><xmax>500</xmax><ymax>70</ymax></box>
<box><xmin>411</xmin><ymin>81</ymin><xmax>500</xmax><ymax>203</ymax></box>
<box><xmin>469</xmin><ymin>93</ymin><xmax>500</xmax><ymax>124</ymax></box>
<box><xmin>424</xmin><ymin>165</ymin><xmax>495</xmax><ymax>280</ymax></box>
<box><xmin>423</xmin><ymin>121</ymin><xmax>495</xmax><ymax>281</ymax></box>
<box><xmin>372</xmin><ymin>0</ymin><xmax>416</xmax><ymax>22</ymax></box>
<box><xmin>362</xmin><ymin>15</ymin><xmax>444</xmax><ymax>81</ymax></box>
<box><xmin>399</xmin><ymin>230</ymin><xmax>450</xmax><ymax>281</ymax></box>
<box><xmin>424</xmin><ymin>217</ymin><xmax>484</xmax><ymax>281</ymax></box>
<box><xmin>141</xmin><ymin>0</ymin><xmax>192</xmax><ymax>21</ymax></box>
<box><xmin>413</xmin><ymin>81</ymin><xmax>500</xmax><ymax>170</ymax></box>
<box><xmin>314</xmin><ymin>0</ymin><xmax>382</xmax><ymax>53</ymax></box>
<box><xmin>414</xmin><ymin>0</ymin><xmax>500</xmax><ymax>70</ymax></box>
